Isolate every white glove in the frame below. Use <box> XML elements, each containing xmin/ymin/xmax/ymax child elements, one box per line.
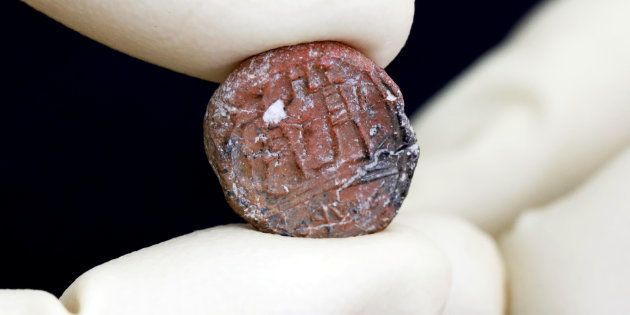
<box><xmin>22</xmin><ymin>0</ymin><xmax>413</xmax><ymax>82</ymax></box>
<box><xmin>405</xmin><ymin>0</ymin><xmax>630</xmax><ymax>235</ymax></box>
<box><xmin>402</xmin><ymin>0</ymin><xmax>630</xmax><ymax>313</ymax></box>
<box><xmin>502</xmin><ymin>147</ymin><xmax>630</xmax><ymax>314</ymax></box>
<box><xmin>3</xmin><ymin>1</ymin><xmax>504</xmax><ymax>314</ymax></box>
<box><xmin>1</xmin><ymin>215</ymin><xmax>504</xmax><ymax>315</ymax></box>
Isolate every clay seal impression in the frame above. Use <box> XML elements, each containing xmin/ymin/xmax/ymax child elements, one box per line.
<box><xmin>204</xmin><ymin>42</ymin><xmax>419</xmax><ymax>237</ymax></box>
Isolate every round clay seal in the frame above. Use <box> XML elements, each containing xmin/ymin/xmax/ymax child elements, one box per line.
<box><xmin>204</xmin><ymin>42</ymin><xmax>418</xmax><ymax>237</ymax></box>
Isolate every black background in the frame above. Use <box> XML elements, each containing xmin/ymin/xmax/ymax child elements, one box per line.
<box><xmin>1</xmin><ymin>1</ymin><xmax>540</xmax><ymax>296</ymax></box>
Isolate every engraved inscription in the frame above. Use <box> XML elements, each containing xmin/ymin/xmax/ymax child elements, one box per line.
<box><xmin>204</xmin><ymin>42</ymin><xmax>418</xmax><ymax>237</ymax></box>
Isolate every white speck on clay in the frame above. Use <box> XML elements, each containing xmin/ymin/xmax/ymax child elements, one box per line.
<box><xmin>408</xmin><ymin>143</ymin><xmax>420</xmax><ymax>155</ymax></box>
<box><xmin>263</xmin><ymin>99</ymin><xmax>287</xmax><ymax>125</ymax></box>
<box><xmin>369</xmin><ymin>124</ymin><xmax>381</xmax><ymax>136</ymax></box>
<box><xmin>254</xmin><ymin>134</ymin><xmax>268</xmax><ymax>143</ymax></box>
<box><xmin>400</xmin><ymin>172</ymin><xmax>407</xmax><ymax>182</ymax></box>
<box><xmin>386</xmin><ymin>89</ymin><xmax>397</xmax><ymax>101</ymax></box>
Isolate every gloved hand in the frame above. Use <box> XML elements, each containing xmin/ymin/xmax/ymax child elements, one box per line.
<box><xmin>21</xmin><ymin>0</ymin><xmax>414</xmax><ymax>83</ymax></box>
<box><xmin>403</xmin><ymin>0</ymin><xmax>630</xmax><ymax>313</ymax></box>
<box><xmin>1</xmin><ymin>214</ymin><xmax>504</xmax><ymax>315</ymax></box>
<box><xmin>2</xmin><ymin>1</ymin><xmax>503</xmax><ymax>314</ymax></box>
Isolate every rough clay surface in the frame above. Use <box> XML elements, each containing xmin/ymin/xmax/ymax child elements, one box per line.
<box><xmin>204</xmin><ymin>42</ymin><xmax>418</xmax><ymax>237</ymax></box>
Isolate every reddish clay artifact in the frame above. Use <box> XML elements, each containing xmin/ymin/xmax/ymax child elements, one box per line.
<box><xmin>204</xmin><ymin>42</ymin><xmax>418</xmax><ymax>237</ymax></box>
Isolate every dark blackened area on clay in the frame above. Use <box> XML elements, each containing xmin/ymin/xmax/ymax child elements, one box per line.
<box><xmin>203</xmin><ymin>42</ymin><xmax>419</xmax><ymax>238</ymax></box>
